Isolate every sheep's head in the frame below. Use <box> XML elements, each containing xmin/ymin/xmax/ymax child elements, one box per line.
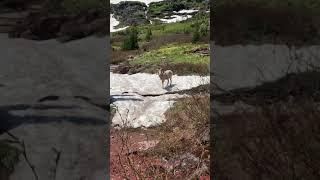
<box><xmin>158</xmin><ymin>68</ymin><xmax>164</xmax><ymax>75</ymax></box>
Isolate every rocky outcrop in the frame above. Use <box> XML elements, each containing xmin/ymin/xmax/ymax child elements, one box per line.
<box><xmin>147</xmin><ymin>0</ymin><xmax>209</xmax><ymax>18</ymax></box>
<box><xmin>111</xmin><ymin>1</ymin><xmax>149</xmax><ymax>27</ymax></box>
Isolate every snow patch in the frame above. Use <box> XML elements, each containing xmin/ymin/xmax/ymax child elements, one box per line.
<box><xmin>110</xmin><ymin>14</ymin><xmax>129</xmax><ymax>32</ymax></box>
<box><xmin>111</xmin><ymin>73</ymin><xmax>208</xmax><ymax>94</ymax></box>
<box><xmin>155</xmin><ymin>15</ymin><xmax>192</xmax><ymax>23</ymax></box>
<box><xmin>110</xmin><ymin>72</ymin><xmax>209</xmax><ymax>128</ymax></box>
<box><xmin>174</xmin><ymin>9</ymin><xmax>199</xmax><ymax>14</ymax></box>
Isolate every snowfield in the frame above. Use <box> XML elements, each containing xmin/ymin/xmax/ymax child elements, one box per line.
<box><xmin>110</xmin><ymin>72</ymin><xmax>209</xmax><ymax>128</ymax></box>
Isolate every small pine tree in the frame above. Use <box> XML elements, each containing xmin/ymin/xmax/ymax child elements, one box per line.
<box><xmin>145</xmin><ymin>28</ymin><xmax>152</xmax><ymax>41</ymax></box>
<box><xmin>192</xmin><ymin>28</ymin><xmax>200</xmax><ymax>43</ymax></box>
<box><xmin>199</xmin><ymin>23</ymin><xmax>208</xmax><ymax>37</ymax></box>
<box><xmin>122</xmin><ymin>26</ymin><xmax>139</xmax><ymax>50</ymax></box>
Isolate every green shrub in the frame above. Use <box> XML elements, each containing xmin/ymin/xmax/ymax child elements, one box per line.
<box><xmin>0</xmin><ymin>141</ymin><xmax>20</xmax><ymax>176</ymax></box>
<box><xmin>122</xmin><ymin>26</ymin><xmax>139</xmax><ymax>50</ymax></box>
<box><xmin>183</xmin><ymin>28</ymin><xmax>190</xmax><ymax>34</ymax></box>
<box><xmin>190</xmin><ymin>13</ymin><xmax>209</xmax><ymax>43</ymax></box>
<box><xmin>192</xmin><ymin>28</ymin><xmax>200</xmax><ymax>43</ymax></box>
<box><xmin>145</xmin><ymin>28</ymin><xmax>153</xmax><ymax>41</ymax></box>
<box><xmin>199</xmin><ymin>23</ymin><xmax>208</xmax><ymax>36</ymax></box>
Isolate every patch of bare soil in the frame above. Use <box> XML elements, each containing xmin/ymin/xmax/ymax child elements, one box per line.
<box><xmin>186</xmin><ymin>47</ymin><xmax>209</xmax><ymax>56</ymax></box>
<box><xmin>111</xmin><ymin>49</ymin><xmax>139</xmax><ymax>65</ymax></box>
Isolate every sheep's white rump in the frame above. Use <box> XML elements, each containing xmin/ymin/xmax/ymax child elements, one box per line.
<box><xmin>110</xmin><ymin>72</ymin><xmax>209</xmax><ymax>128</ymax></box>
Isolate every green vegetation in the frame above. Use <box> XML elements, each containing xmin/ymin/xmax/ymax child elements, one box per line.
<box><xmin>145</xmin><ymin>28</ymin><xmax>153</xmax><ymax>41</ymax></box>
<box><xmin>111</xmin><ymin>1</ymin><xmax>210</xmax><ymax>177</ymax></box>
<box><xmin>131</xmin><ymin>43</ymin><xmax>209</xmax><ymax>65</ymax></box>
<box><xmin>122</xmin><ymin>26</ymin><xmax>139</xmax><ymax>50</ymax></box>
<box><xmin>0</xmin><ymin>141</ymin><xmax>20</xmax><ymax>178</ymax></box>
<box><xmin>146</xmin><ymin>21</ymin><xmax>193</xmax><ymax>36</ymax></box>
<box><xmin>192</xmin><ymin>29</ymin><xmax>200</xmax><ymax>43</ymax></box>
<box><xmin>148</xmin><ymin>2</ymin><xmax>175</xmax><ymax>17</ymax></box>
<box><xmin>112</xmin><ymin>12</ymin><xmax>209</xmax><ymax>45</ymax></box>
<box><xmin>148</xmin><ymin>0</ymin><xmax>209</xmax><ymax>17</ymax></box>
<box><xmin>112</xmin><ymin>20</ymin><xmax>192</xmax><ymax>41</ymax></box>
<box><xmin>111</xmin><ymin>2</ymin><xmax>209</xmax><ymax>75</ymax></box>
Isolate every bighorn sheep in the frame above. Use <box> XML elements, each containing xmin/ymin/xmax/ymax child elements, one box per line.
<box><xmin>158</xmin><ymin>68</ymin><xmax>173</xmax><ymax>88</ymax></box>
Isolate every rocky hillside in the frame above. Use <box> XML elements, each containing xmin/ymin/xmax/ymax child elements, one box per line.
<box><xmin>111</xmin><ymin>0</ymin><xmax>209</xmax><ymax>28</ymax></box>
<box><xmin>111</xmin><ymin>1</ymin><xmax>148</xmax><ymax>27</ymax></box>
<box><xmin>148</xmin><ymin>0</ymin><xmax>209</xmax><ymax>18</ymax></box>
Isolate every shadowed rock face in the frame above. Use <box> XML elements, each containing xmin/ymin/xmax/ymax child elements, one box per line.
<box><xmin>0</xmin><ymin>35</ymin><xmax>109</xmax><ymax>179</ymax></box>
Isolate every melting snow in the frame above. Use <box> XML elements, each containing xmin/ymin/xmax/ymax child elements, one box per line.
<box><xmin>110</xmin><ymin>14</ymin><xmax>129</xmax><ymax>32</ymax></box>
<box><xmin>110</xmin><ymin>72</ymin><xmax>209</xmax><ymax>128</ymax></box>
<box><xmin>174</xmin><ymin>9</ymin><xmax>199</xmax><ymax>14</ymax></box>
<box><xmin>155</xmin><ymin>15</ymin><xmax>192</xmax><ymax>23</ymax></box>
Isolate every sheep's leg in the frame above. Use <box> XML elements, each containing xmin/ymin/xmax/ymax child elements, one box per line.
<box><xmin>166</xmin><ymin>79</ymin><xmax>169</xmax><ymax>87</ymax></box>
<box><xmin>170</xmin><ymin>77</ymin><xmax>172</xmax><ymax>85</ymax></box>
<box><xmin>162</xmin><ymin>80</ymin><xmax>164</xmax><ymax>88</ymax></box>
